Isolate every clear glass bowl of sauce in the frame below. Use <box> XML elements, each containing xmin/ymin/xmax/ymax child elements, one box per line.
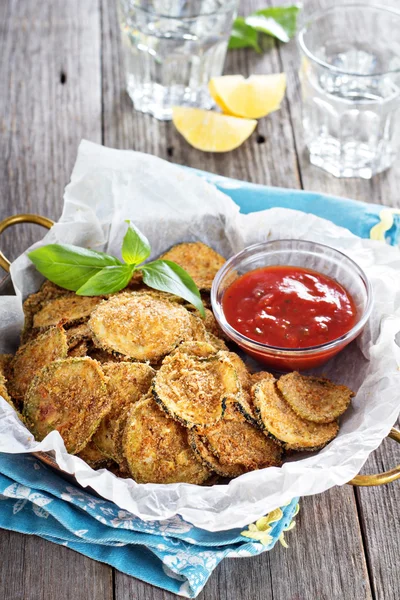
<box><xmin>211</xmin><ymin>240</ymin><xmax>373</xmax><ymax>371</ymax></box>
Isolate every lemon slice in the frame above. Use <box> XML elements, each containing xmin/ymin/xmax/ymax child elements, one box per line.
<box><xmin>172</xmin><ymin>107</ymin><xmax>257</xmax><ymax>153</ymax></box>
<box><xmin>209</xmin><ymin>73</ymin><xmax>287</xmax><ymax>119</ymax></box>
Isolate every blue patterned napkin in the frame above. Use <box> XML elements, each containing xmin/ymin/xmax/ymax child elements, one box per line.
<box><xmin>0</xmin><ymin>453</ymin><xmax>299</xmax><ymax>597</ymax></box>
<box><xmin>1</xmin><ymin>174</ymin><xmax>399</xmax><ymax>597</ymax></box>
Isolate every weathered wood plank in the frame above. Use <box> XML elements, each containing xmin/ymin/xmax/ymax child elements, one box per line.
<box><xmin>0</xmin><ymin>0</ymin><xmax>102</xmax><ymax>267</ymax></box>
<box><xmin>0</xmin><ymin>529</ymin><xmax>113</xmax><ymax>600</ymax></box>
<box><xmin>0</xmin><ymin>1</ymin><xmax>113</xmax><ymax>597</ymax></box>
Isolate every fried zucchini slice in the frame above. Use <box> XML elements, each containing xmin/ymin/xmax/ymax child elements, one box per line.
<box><xmin>277</xmin><ymin>372</ymin><xmax>354</xmax><ymax>424</ymax></box>
<box><xmin>251</xmin><ymin>371</ymin><xmax>276</xmax><ymax>385</ymax></box>
<box><xmin>66</xmin><ymin>322</ymin><xmax>92</xmax><ymax>346</ymax></box>
<box><xmin>205</xmin><ymin>333</ymin><xmax>229</xmax><ymax>352</ymax></box>
<box><xmin>153</xmin><ymin>349</ymin><xmax>240</xmax><ymax>428</ymax></box>
<box><xmin>9</xmin><ymin>326</ymin><xmax>68</xmax><ymax>399</ymax></box>
<box><xmin>252</xmin><ymin>378</ymin><xmax>339</xmax><ymax>451</ymax></box>
<box><xmin>169</xmin><ymin>340</ymin><xmax>218</xmax><ymax>360</ymax></box>
<box><xmin>21</xmin><ymin>281</ymin><xmax>72</xmax><ymax>341</ymax></box>
<box><xmin>122</xmin><ymin>397</ymin><xmax>211</xmax><ymax>484</ymax></box>
<box><xmin>189</xmin><ymin>432</ymin><xmax>244</xmax><ymax>478</ymax></box>
<box><xmin>221</xmin><ymin>352</ymin><xmax>260</xmax><ymax>427</ymax></box>
<box><xmin>33</xmin><ymin>295</ymin><xmax>102</xmax><ymax>330</ymax></box>
<box><xmin>205</xmin><ymin>418</ymin><xmax>283</xmax><ymax>471</ymax></box>
<box><xmin>23</xmin><ymin>357</ymin><xmax>111</xmax><ymax>454</ymax></box>
<box><xmin>89</xmin><ymin>293</ymin><xmax>195</xmax><ymax>362</ymax></box>
<box><xmin>159</xmin><ymin>242</ymin><xmax>226</xmax><ymax>290</ymax></box>
<box><xmin>77</xmin><ymin>440</ymin><xmax>113</xmax><ymax>469</ymax></box>
<box><xmin>92</xmin><ymin>362</ymin><xmax>155</xmax><ymax>460</ymax></box>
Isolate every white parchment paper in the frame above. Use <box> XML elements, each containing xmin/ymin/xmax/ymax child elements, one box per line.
<box><xmin>0</xmin><ymin>140</ymin><xmax>399</xmax><ymax>532</ymax></box>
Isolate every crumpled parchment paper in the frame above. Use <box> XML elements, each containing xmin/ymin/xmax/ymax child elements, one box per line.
<box><xmin>0</xmin><ymin>140</ymin><xmax>399</xmax><ymax>532</ymax></box>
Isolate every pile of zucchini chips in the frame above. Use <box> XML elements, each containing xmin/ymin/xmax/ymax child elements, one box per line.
<box><xmin>0</xmin><ymin>242</ymin><xmax>353</xmax><ymax>484</ymax></box>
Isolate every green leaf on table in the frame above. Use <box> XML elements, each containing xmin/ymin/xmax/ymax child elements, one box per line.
<box><xmin>28</xmin><ymin>244</ymin><xmax>122</xmax><ymax>291</ymax></box>
<box><xmin>245</xmin><ymin>5</ymin><xmax>301</xmax><ymax>43</ymax></box>
<box><xmin>121</xmin><ymin>220</ymin><xmax>151</xmax><ymax>265</ymax></box>
<box><xmin>141</xmin><ymin>259</ymin><xmax>205</xmax><ymax>316</ymax></box>
<box><xmin>228</xmin><ymin>17</ymin><xmax>261</xmax><ymax>52</ymax></box>
<box><xmin>76</xmin><ymin>264</ymin><xmax>135</xmax><ymax>296</ymax></box>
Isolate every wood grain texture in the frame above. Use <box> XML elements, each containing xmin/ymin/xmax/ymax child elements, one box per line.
<box><xmin>0</xmin><ymin>529</ymin><xmax>113</xmax><ymax>600</ymax></box>
<box><xmin>0</xmin><ymin>0</ymin><xmax>102</xmax><ymax>267</ymax></box>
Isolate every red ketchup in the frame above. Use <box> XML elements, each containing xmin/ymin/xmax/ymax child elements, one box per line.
<box><xmin>222</xmin><ymin>265</ymin><xmax>357</xmax><ymax>370</ymax></box>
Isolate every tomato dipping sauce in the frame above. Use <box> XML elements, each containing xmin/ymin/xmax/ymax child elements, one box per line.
<box><xmin>222</xmin><ymin>266</ymin><xmax>357</xmax><ymax>350</ymax></box>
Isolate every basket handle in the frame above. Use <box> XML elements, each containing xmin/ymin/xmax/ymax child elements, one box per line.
<box><xmin>348</xmin><ymin>428</ymin><xmax>400</xmax><ymax>486</ymax></box>
<box><xmin>0</xmin><ymin>214</ymin><xmax>54</xmax><ymax>272</ymax></box>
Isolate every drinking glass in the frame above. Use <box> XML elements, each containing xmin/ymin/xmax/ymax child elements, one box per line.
<box><xmin>118</xmin><ymin>0</ymin><xmax>238</xmax><ymax>121</ymax></box>
<box><xmin>298</xmin><ymin>4</ymin><xmax>400</xmax><ymax>179</ymax></box>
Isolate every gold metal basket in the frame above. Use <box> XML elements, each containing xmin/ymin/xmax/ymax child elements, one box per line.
<box><xmin>0</xmin><ymin>213</ymin><xmax>399</xmax><ymax>487</ymax></box>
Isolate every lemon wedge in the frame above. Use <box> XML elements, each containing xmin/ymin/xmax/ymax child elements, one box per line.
<box><xmin>172</xmin><ymin>107</ymin><xmax>257</xmax><ymax>153</ymax></box>
<box><xmin>209</xmin><ymin>73</ymin><xmax>287</xmax><ymax>119</ymax></box>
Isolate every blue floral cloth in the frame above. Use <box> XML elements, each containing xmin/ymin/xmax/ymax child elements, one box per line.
<box><xmin>0</xmin><ymin>453</ymin><xmax>298</xmax><ymax>597</ymax></box>
<box><xmin>1</xmin><ymin>174</ymin><xmax>399</xmax><ymax>597</ymax></box>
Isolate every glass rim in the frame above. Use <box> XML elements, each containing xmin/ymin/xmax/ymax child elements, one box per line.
<box><xmin>123</xmin><ymin>0</ymin><xmax>238</xmax><ymax>20</ymax></box>
<box><xmin>211</xmin><ymin>239</ymin><xmax>374</xmax><ymax>356</ymax></box>
<box><xmin>297</xmin><ymin>2</ymin><xmax>400</xmax><ymax>77</ymax></box>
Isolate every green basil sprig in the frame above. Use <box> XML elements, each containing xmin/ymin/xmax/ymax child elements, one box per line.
<box><xmin>28</xmin><ymin>221</ymin><xmax>205</xmax><ymax>316</ymax></box>
<box><xmin>229</xmin><ymin>4</ymin><xmax>301</xmax><ymax>51</ymax></box>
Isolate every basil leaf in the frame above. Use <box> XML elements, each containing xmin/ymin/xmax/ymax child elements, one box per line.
<box><xmin>76</xmin><ymin>265</ymin><xmax>135</xmax><ymax>296</ymax></box>
<box><xmin>121</xmin><ymin>220</ymin><xmax>151</xmax><ymax>265</ymax></box>
<box><xmin>228</xmin><ymin>17</ymin><xmax>261</xmax><ymax>52</ymax></box>
<box><xmin>141</xmin><ymin>260</ymin><xmax>205</xmax><ymax>316</ymax></box>
<box><xmin>28</xmin><ymin>244</ymin><xmax>122</xmax><ymax>291</ymax></box>
<box><xmin>245</xmin><ymin>5</ymin><xmax>300</xmax><ymax>43</ymax></box>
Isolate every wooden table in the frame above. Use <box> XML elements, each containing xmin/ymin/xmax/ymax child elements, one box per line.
<box><xmin>1</xmin><ymin>0</ymin><xmax>399</xmax><ymax>598</ymax></box>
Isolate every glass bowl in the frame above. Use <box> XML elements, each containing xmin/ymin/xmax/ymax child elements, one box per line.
<box><xmin>211</xmin><ymin>239</ymin><xmax>373</xmax><ymax>371</ymax></box>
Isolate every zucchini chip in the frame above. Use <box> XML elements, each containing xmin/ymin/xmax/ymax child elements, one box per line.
<box><xmin>251</xmin><ymin>371</ymin><xmax>276</xmax><ymax>386</ymax></box>
<box><xmin>33</xmin><ymin>295</ymin><xmax>102</xmax><ymax>329</ymax></box>
<box><xmin>21</xmin><ymin>281</ymin><xmax>71</xmax><ymax>341</ymax></box>
<box><xmin>252</xmin><ymin>378</ymin><xmax>339</xmax><ymax>451</ymax></box>
<box><xmin>9</xmin><ymin>326</ymin><xmax>68</xmax><ymax>399</ymax></box>
<box><xmin>77</xmin><ymin>440</ymin><xmax>113</xmax><ymax>470</ymax></box>
<box><xmin>188</xmin><ymin>432</ymin><xmax>244</xmax><ymax>478</ymax></box>
<box><xmin>87</xmin><ymin>348</ymin><xmax>126</xmax><ymax>364</ymax></box>
<box><xmin>24</xmin><ymin>357</ymin><xmax>111</xmax><ymax>454</ymax></box>
<box><xmin>205</xmin><ymin>418</ymin><xmax>283</xmax><ymax>472</ymax></box>
<box><xmin>205</xmin><ymin>333</ymin><xmax>229</xmax><ymax>352</ymax></box>
<box><xmin>223</xmin><ymin>352</ymin><xmax>260</xmax><ymax>427</ymax></box>
<box><xmin>89</xmin><ymin>293</ymin><xmax>195</xmax><ymax>362</ymax></box>
<box><xmin>92</xmin><ymin>362</ymin><xmax>155</xmax><ymax>460</ymax></box>
<box><xmin>122</xmin><ymin>397</ymin><xmax>211</xmax><ymax>484</ymax></box>
<box><xmin>278</xmin><ymin>372</ymin><xmax>354</xmax><ymax>424</ymax></box>
<box><xmin>66</xmin><ymin>322</ymin><xmax>92</xmax><ymax>347</ymax></box>
<box><xmin>159</xmin><ymin>242</ymin><xmax>226</xmax><ymax>290</ymax></box>
<box><xmin>153</xmin><ymin>349</ymin><xmax>240</xmax><ymax>428</ymax></box>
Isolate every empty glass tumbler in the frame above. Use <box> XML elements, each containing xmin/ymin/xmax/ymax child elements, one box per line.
<box><xmin>298</xmin><ymin>4</ymin><xmax>400</xmax><ymax>179</ymax></box>
<box><xmin>118</xmin><ymin>0</ymin><xmax>238</xmax><ymax>120</ymax></box>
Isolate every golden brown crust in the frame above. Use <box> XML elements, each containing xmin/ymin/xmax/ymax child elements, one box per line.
<box><xmin>9</xmin><ymin>326</ymin><xmax>68</xmax><ymax>399</ymax></box>
<box><xmin>159</xmin><ymin>242</ymin><xmax>226</xmax><ymax>290</ymax></box>
<box><xmin>188</xmin><ymin>431</ymin><xmax>244</xmax><ymax>478</ymax></box>
<box><xmin>277</xmin><ymin>372</ymin><xmax>354</xmax><ymax>423</ymax></box>
<box><xmin>88</xmin><ymin>293</ymin><xmax>195</xmax><ymax>362</ymax></box>
<box><xmin>252</xmin><ymin>378</ymin><xmax>339</xmax><ymax>451</ymax></box>
<box><xmin>122</xmin><ymin>397</ymin><xmax>211</xmax><ymax>484</ymax></box>
<box><xmin>33</xmin><ymin>295</ymin><xmax>102</xmax><ymax>330</ymax></box>
<box><xmin>92</xmin><ymin>362</ymin><xmax>155</xmax><ymax>460</ymax></box>
<box><xmin>77</xmin><ymin>440</ymin><xmax>113</xmax><ymax>469</ymax></box>
<box><xmin>153</xmin><ymin>348</ymin><xmax>240</xmax><ymax>428</ymax></box>
<box><xmin>23</xmin><ymin>357</ymin><xmax>111</xmax><ymax>454</ymax></box>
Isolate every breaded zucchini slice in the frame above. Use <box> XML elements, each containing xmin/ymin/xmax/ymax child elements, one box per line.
<box><xmin>252</xmin><ymin>378</ymin><xmax>339</xmax><ymax>451</ymax></box>
<box><xmin>23</xmin><ymin>357</ymin><xmax>111</xmax><ymax>454</ymax></box>
<box><xmin>205</xmin><ymin>418</ymin><xmax>283</xmax><ymax>471</ymax></box>
<box><xmin>77</xmin><ymin>440</ymin><xmax>113</xmax><ymax>470</ymax></box>
<box><xmin>159</xmin><ymin>242</ymin><xmax>226</xmax><ymax>290</ymax></box>
<box><xmin>21</xmin><ymin>281</ymin><xmax>72</xmax><ymax>341</ymax></box>
<box><xmin>9</xmin><ymin>326</ymin><xmax>68</xmax><ymax>399</ymax></box>
<box><xmin>251</xmin><ymin>371</ymin><xmax>276</xmax><ymax>385</ymax></box>
<box><xmin>122</xmin><ymin>397</ymin><xmax>211</xmax><ymax>484</ymax></box>
<box><xmin>65</xmin><ymin>322</ymin><xmax>92</xmax><ymax>347</ymax></box>
<box><xmin>188</xmin><ymin>431</ymin><xmax>244</xmax><ymax>478</ymax></box>
<box><xmin>205</xmin><ymin>333</ymin><xmax>229</xmax><ymax>352</ymax></box>
<box><xmin>222</xmin><ymin>352</ymin><xmax>260</xmax><ymax>427</ymax></box>
<box><xmin>277</xmin><ymin>372</ymin><xmax>354</xmax><ymax>424</ymax></box>
<box><xmin>153</xmin><ymin>349</ymin><xmax>240</xmax><ymax>428</ymax></box>
<box><xmin>88</xmin><ymin>293</ymin><xmax>195</xmax><ymax>362</ymax></box>
<box><xmin>33</xmin><ymin>295</ymin><xmax>102</xmax><ymax>329</ymax></box>
<box><xmin>92</xmin><ymin>362</ymin><xmax>155</xmax><ymax>460</ymax></box>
